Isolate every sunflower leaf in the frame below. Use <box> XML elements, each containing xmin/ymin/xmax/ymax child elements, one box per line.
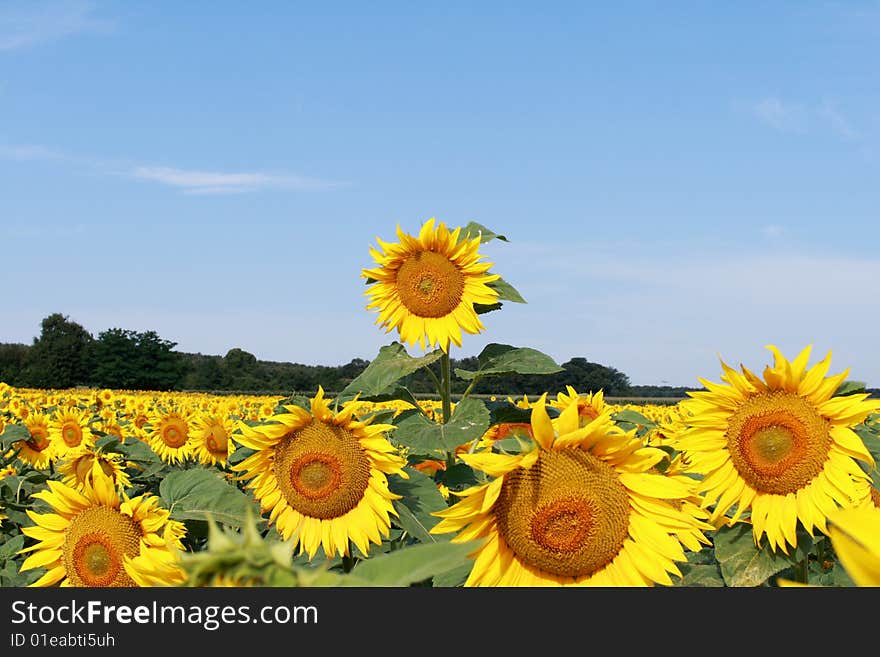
<box><xmin>473</xmin><ymin>302</ymin><xmax>503</xmax><ymax>315</ymax></box>
<box><xmin>460</xmin><ymin>221</ymin><xmax>508</xmax><ymax>243</ymax></box>
<box><xmin>389</xmin><ymin>467</ymin><xmax>449</xmax><ymax>543</ymax></box>
<box><xmin>338</xmin><ymin>342</ymin><xmax>444</xmax><ymax>402</ymax></box>
<box><xmin>713</xmin><ymin>523</ymin><xmax>815</xmax><ymax>587</ymax></box>
<box><xmin>455</xmin><ymin>343</ymin><xmax>563</xmax><ymax>381</ymax></box>
<box><xmin>0</xmin><ymin>424</ymin><xmax>31</xmax><ymax>451</ymax></box>
<box><xmin>160</xmin><ymin>468</ymin><xmax>262</xmax><ymax>529</ymax></box>
<box><xmin>392</xmin><ymin>398</ymin><xmax>490</xmax><ymax>454</ymax></box>
<box><xmin>487</xmin><ymin>277</ymin><xmax>526</xmax><ymax>303</ymax></box>
<box><xmin>835</xmin><ymin>380</ymin><xmax>867</xmax><ymax>396</ymax></box>
<box><xmin>349</xmin><ymin>540</ymin><xmax>480</xmax><ymax>586</ymax></box>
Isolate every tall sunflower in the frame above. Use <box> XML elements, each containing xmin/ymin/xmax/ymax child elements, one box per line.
<box><xmin>48</xmin><ymin>406</ymin><xmax>95</xmax><ymax>459</ymax></box>
<box><xmin>671</xmin><ymin>345</ymin><xmax>880</xmax><ymax>553</ymax></box>
<box><xmin>431</xmin><ymin>395</ymin><xmax>711</xmax><ymax>586</ymax></box>
<box><xmin>19</xmin><ymin>475</ymin><xmax>186</xmax><ymax>587</ymax></box>
<box><xmin>361</xmin><ymin>217</ymin><xmax>500</xmax><ymax>352</ymax></box>
<box><xmin>231</xmin><ymin>387</ymin><xmax>408</xmax><ymax>560</ymax></box>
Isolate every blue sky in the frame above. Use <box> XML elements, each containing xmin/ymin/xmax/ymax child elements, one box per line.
<box><xmin>2</xmin><ymin>1</ymin><xmax>880</xmax><ymax>387</ymax></box>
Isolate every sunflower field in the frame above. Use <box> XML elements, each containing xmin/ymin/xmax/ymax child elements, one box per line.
<box><xmin>2</xmin><ymin>217</ymin><xmax>880</xmax><ymax>588</ymax></box>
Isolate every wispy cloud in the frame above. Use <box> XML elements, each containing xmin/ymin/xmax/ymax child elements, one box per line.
<box><xmin>818</xmin><ymin>100</ymin><xmax>859</xmax><ymax>141</ymax></box>
<box><xmin>0</xmin><ymin>0</ymin><xmax>112</xmax><ymax>51</ymax></box>
<box><xmin>761</xmin><ymin>224</ymin><xmax>785</xmax><ymax>238</ymax></box>
<box><xmin>749</xmin><ymin>98</ymin><xmax>808</xmax><ymax>132</ymax></box>
<box><xmin>0</xmin><ymin>143</ymin><xmax>346</xmax><ymax>194</ymax></box>
<box><xmin>747</xmin><ymin>96</ymin><xmax>860</xmax><ymax>142</ymax></box>
<box><xmin>131</xmin><ymin>166</ymin><xmax>344</xmax><ymax>195</ymax></box>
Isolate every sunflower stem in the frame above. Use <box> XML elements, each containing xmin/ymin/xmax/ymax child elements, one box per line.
<box><xmin>440</xmin><ymin>351</ymin><xmax>453</xmax><ymax>425</ymax></box>
<box><xmin>794</xmin><ymin>557</ymin><xmax>810</xmax><ymax>585</ymax></box>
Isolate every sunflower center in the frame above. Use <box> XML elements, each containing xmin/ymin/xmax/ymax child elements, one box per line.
<box><xmin>273</xmin><ymin>419</ymin><xmax>371</xmax><ymax>520</ymax></box>
<box><xmin>205</xmin><ymin>426</ymin><xmax>228</xmax><ymax>456</ymax></box>
<box><xmin>494</xmin><ymin>448</ymin><xmax>630</xmax><ymax>578</ymax></box>
<box><xmin>161</xmin><ymin>421</ymin><xmax>188</xmax><ymax>448</ymax></box>
<box><xmin>62</xmin><ymin>423</ymin><xmax>82</xmax><ymax>447</ymax></box>
<box><xmin>726</xmin><ymin>391</ymin><xmax>831</xmax><ymax>495</ymax></box>
<box><xmin>395</xmin><ymin>251</ymin><xmax>465</xmax><ymax>318</ymax></box>
<box><xmin>63</xmin><ymin>506</ymin><xmax>141</xmax><ymax>587</ymax></box>
<box><xmin>26</xmin><ymin>427</ymin><xmax>50</xmax><ymax>452</ymax></box>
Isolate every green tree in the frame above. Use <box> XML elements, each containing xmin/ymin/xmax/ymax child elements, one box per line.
<box><xmin>91</xmin><ymin>328</ymin><xmax>183</xmax><ymax>391</ymax></box>
<box><xmin>20</xmin><ymin>313</ymin><xmax>94</xmax><ymax>388</ymax></box>
<box><xmin>0</xmin><ymin>343</ymin><xmax>30</xmax><ymax>386</ymax></box>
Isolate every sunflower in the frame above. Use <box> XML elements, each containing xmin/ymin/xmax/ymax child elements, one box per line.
<box><xmin>431</xmin><ymin>394</ymin><xmax>710</xmax><ymax>586</ymax></box>
<box><xmin>361</xmin><ymin>217</ymin><xmax>500</xmax><ymax>352</ymax></box>
<box><xmin>19</xmin><ymin>412</ymin><xmax>54</xmax><ymax>469</ymax></box>
<box><xmin>671</xmin><ymin>345</ymin><xmax>880</xmax><ymax>553</ymax></box>
<box><xmin>549</xmin><ymin>386</ymin><xmax>607</xmax><ymax>424</ymax></box>
<box><xmin>189</xmin><ymin>412</ymin><xmax>237</xmax><ymax>467</ymax></box>
<box><xmin>825</xmin><ymin>504</ymin><xmax>880</xmax><ymax>586</ymax></box>
<box><xmin>231</xmin><ymin>387</ymin><xmax>408</xmax><ymax>560</ymax></box>
<box><xmin>19</xmin><ymin>475</ymin><xmax>187</xmax><ymax>587</ymax></box>
<box><xmin>48</xmin><ymin>406</ymin><xmax>95</xmax><ymax>459</ymax></box>
<box><xmin>146</xmin><ymin>406</ymin><xmax>194</xmax><ymax>465</ymax></box>
<box><xmin>56</xmin><ymin>448</ymin><xmax>132</xmax><ymax>492</ymax></box>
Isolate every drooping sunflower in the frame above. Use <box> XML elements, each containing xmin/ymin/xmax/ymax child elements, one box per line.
<box><xmin>146</xmin><ymin>406</ymin><xmax>194</xmax><ymax>465</ymax></box>
<box><xmin>19</xmin><ymin>475</ymin><xmax>187</xmax><ymax>587</ymax></box>
<box><xmin>189</xmin><ymin>412</ymin><xmax>237</xmax><ymax>467</ymax></box>
<box><xmin>361</xmin><ymin>217</ymin><xmax>501</xmax><ymax>352</ymax></box>
<box><xmin>56</xmin><ymin>448</ymin><xmax>132</xmax><ymax>492</ymax></box>
<box><xmin>231</xmin><ymin>387</ymin><xmax>408</xmax><ymax>560</ymax></box>
<box><xmin>19</xmin><ymin>411</ymin><xmax>54</xmax><ymax>469</ymax></box>
<box><xmin>671</xmin><ymin>345</ymin><xmax>880</xmax><ymax>553</ymax></box>
<box><xmin>48</xmin><ymin>406</ymin><xmax>95</xmax><ymax>459</ymax></box>
<box><xmin>431</xmin><ymin>395</ymin><xmax>711</xmax><ymax>586</ymax></box>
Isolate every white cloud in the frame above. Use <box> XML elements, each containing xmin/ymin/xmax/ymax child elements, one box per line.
<box><xmin>761</xmin><ymin>224</ymin><xmax>785</xmax><ymax>237</ymax></box>
<box><xmin>131</xmin><ymin>166</ymin><xmax>344</xmax><ymax>195</ymax></box>
<box><xmin>750</xmin><ymin>98</ymin><xmax>808</xmax><ymax>132</ymax></box>
<box><xmin>0</xmin><ymin>0</ymin><xmax>112</xmax><ymax>51</ymax></box>
<box><xmin>0</xmin><ymin>143</ymin><xmax>346</xmax><ymax>195</ymax></box>
<box><xmin>818</xmin><ymin>101</ymin><xmax>859</xmax><ymax>141</ymax></box>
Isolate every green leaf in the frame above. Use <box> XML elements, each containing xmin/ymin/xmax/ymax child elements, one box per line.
<box><xmin>460</xmin><ymin>221</ymin><xmax>508</xmax><ymax>243</ymax></box>
<box><xmin>473</xmin><ymin>302</ymin><xmax>503</xmax><ymax>315</ymax></box>
<box><xmin>0</xmin><ymin>424</ymin><xmax>31</xmax><ymax>451</ymax></box>
<box><xmin>487</xmin><ymin>277</ymin><xmax>525</xmax><ymax>303</ymax></box>
<box><xmin>338</xmin><ymin>342</ymin><xmax>444</xmax><ymax>402</ymax></box>
<box><xmin>392</xmin><ymin>398</ymin><xmax>490</xmax><ymax>455</ymax></box>
<box><xmin>611</xmin><ymin>409</ymin><xmax>655</xmax><ymax>428</ymax></box>
<box><xmin>0</xmin><ymin>533</ymin><xmax>25</xmax><ymax>560</ymax></box>
<box><xmin>675</xmin><ymin>563</ymin><xmax>725</xmax><ymax>587</ymax></box>
<box><xmin>350</xmin><ymin>540</ymin><xmax>480</xmax><ymax>586</ymax></box>
<box><xmin>159</xmin><ymin>468</ymin><xmax>262</xmax><ymax>528</ymax></box>
<box><xmin>389</xmin><ymin>468</ymin><xmax>450</xmax><ymax>543</ymax></box>
<box><xmin>432</xmin><ymin>561</ymin><xmax>473</xmax><ymax>587</ymax></box>
<box><xmin>713</xmin><ymin>523</ymin><xmax>815</xmax><ymax>587</ymax></box>
<box><xmin>454</xmin><ymin>343</ymin><xmax>562</xmax><ymax>381</ymax></box>
<box><xmin>835</xmin><ymin>380</ymin><xmax>867</xmax><ymax>396</ymax></box>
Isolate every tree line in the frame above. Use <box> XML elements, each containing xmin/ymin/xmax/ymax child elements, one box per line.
<box><xmin>0</xmin><ymin>313</ymin><xmax>707</xmax><ymax>398</ymax></box>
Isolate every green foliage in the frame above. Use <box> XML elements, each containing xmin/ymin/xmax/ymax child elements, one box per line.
<box><xmin>92</xmin><ymin>327</ymin><xmax>183</xmax><ymax>391</ymax></box>
<box><xmin>392</xmin><ymin>398</ymin><xmax>490</xmax><ymax>456</ymax></box>
<box><xmin>20</xmin><ymin>313</ymin><xmax>94</xmax><ymax>389</ymax></box>
<box><xmin>338</xmin><ymin>342</ymin><xmax>444</xmax><ymax>403</ymax></box>
<box><xmin>713</xmin><ymin>523</ymin><xmax>816</xmax><ymax>587</ymax></box>
<box><xmin>159</xmin><ymin>468</ymin><xmax>262</xmax><ymax>529</ymax></box>
<box><xmin>454</xmin><ymin>343</ymin><xmax>563</xmax><ymax>382</ymax></box>
<box><xmin>389</xmin><ymin>468</ymin><xmax>450</xmax><ymax>543</ymax></box>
